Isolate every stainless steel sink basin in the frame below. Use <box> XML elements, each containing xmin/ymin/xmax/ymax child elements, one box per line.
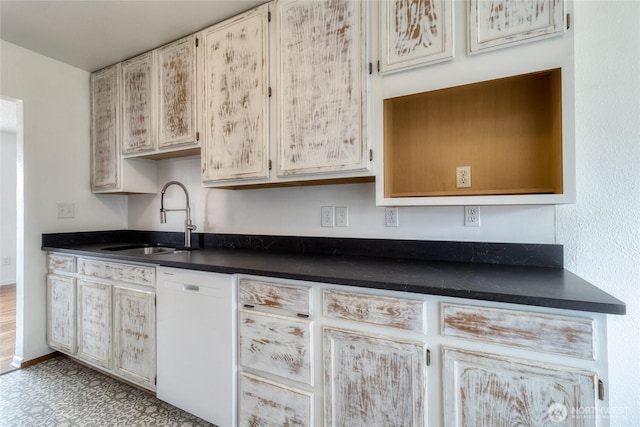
<box><xmin>102</xmin><ymin>244</ymin><xmax>196</xmax><ymax>255</ymax></box>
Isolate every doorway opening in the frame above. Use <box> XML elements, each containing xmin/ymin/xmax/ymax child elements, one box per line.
<box><xmin>1</xmin><ymin>96</ymin><xmax>23</xmax><ymax>374</ymax></box>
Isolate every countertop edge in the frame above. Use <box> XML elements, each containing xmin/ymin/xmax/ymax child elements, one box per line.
<box><xmin>42</xmin><ymin>244</ymin><xmax>626</xmax><ymax>316</ymax></box>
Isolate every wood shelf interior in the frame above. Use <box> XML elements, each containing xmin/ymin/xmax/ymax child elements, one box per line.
<box><xmin>384</xmin><ymin>69</ymin><xmax>563</xmax><ymax>198</ymax></box>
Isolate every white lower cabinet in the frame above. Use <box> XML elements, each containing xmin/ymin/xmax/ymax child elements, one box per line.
<box><xmin>237</xmin><ymin>275</ymin><xmax>610</xmax><ymax>427</ymax></box>
<box><xmin>239</xmin><ymin>372</ymin><xmax>313</xmax><ymax>427</ymax></box>
<box><xmin>239</xmin><ymin>309</ymin><xmax>312</xmax><ymax>384</ymax></box>
<box><xmin>46</xmin><ymin>253</ymin><xmax>157</xmax><ymax>391</ymax></box>
<box><xmin>442</xmin><ymin>347</ymin><xmax>597</xmax><ymax>427</ymax></box>
<box><xmin>237</xmin><ymin>277</ymin><xmax>314</xmax><ymax>426</ymax></box>
<box><xmin>323</xmin><ymin>327</ymin><xmax>427</xmax><ymax>427</ymax></box>
<box><xmin>77</xmin><ymin>279</ymin><xmax>112</xmax><ymax>369</ymax></box>
<box><xmin>47</xmin><ymin>274</ymin><xmax>77</xmax><ymax>355</ymax></box>
<box><xmin>113</xmin><ymin>286</ymin><xmax>156</xmax><ymax>389</ymax></box>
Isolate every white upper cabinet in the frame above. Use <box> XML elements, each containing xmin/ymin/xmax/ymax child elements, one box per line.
<box><xmin>374</xmin><ymin>0</ymin><xmax>575</xmax><ymax>206</ymax></box>
<box><xmin>121</xmin><ymin>51</ymin><xmax>156</xmax><ymax>155</ymax></box>
<box><xmin>274</xmin><ymin>0</ymin><xmax>370</xmax><ymax>178</ymax></box>
<box><xmin>157</xmin><ymin>35</ymin><xmax>199</xmax><ymax>149</ymax></box>
<box><xmin>91</xmin><ymin>64</ymin><xmax>121</xmax><ymax>192</ymax></box>
<box><xmin>379</xmin><ymin>0</ymin><xmax>454</xmax><ymax>73</ymax></box>
<box><xmin>201</xmin><ymin>5</ymin><xmax>270</xmax><ymax>184</ymax></box>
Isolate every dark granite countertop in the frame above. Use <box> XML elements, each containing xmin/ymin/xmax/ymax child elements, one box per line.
<box><xmin>42</xmin><ymin>231</ymin><xmax>626</xmax><ymax>315</ymax></box>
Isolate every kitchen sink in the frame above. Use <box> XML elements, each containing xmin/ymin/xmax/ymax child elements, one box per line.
<box><xmin>102</xmin><ymin>244</ymin><xmax>197</xmax><ymax>255</ymax></box>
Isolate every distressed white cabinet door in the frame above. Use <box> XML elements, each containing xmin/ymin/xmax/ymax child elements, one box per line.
<box><xmin>324</xmin><ymin>327</ymin><xmax>427</xmax><ymax>427</ymax></box>
<box><xmin>239</xmin><ymin>309</ymin><xmax>312</xmax><ymax>385</ymax></box>
<box><xmin>239</xmin><ymin>372</ymin><xmax>312</xmax><ymax>427</ymax></box>
<box><xmin>157</xmin><ymin>35</ymin><xmax>198</xmax><ymax>148</ymax></box>
<box><xmin>121</xmin><ymin>51</ymin><xmax>156</xmax><ymax>154</ymax></box>
<box><xmin>380</xmin><ymin>0</ymin><xmax>454</xmax><ymax>73</ymax></box>
<box><xmin>47</xmin><ymin>275</ymin><xmax>76</xmax><ymax>354</ymax></box>
<box><xmin>275</xmin><ymin>0</ymin><xmax>368</xmax><ymax>176</ymax></box>
<box><xmin>201</xmin><ymin>5</ymin><xmax>269</xmax><ymax>184</ymax></box>
<box><xmin>90</xmin><ymin>64</ymin><xmax>121</xmax><ymax>192</ymax></box>
<box><xmin>113</xmin><ymin>286</ymin><xmax>156</xmax><ymax>389</ymax></box>
<box><xmin>77</xmin><ymin>279</ymin><xmax>112</xmax><ymax>369</ymax></box>
<box><xmin>442</xmin><ymin>347</ymin><xmax>597</xmax><ymax>427</ymax></box>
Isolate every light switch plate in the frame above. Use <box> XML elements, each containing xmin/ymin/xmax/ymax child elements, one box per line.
<box><xmin>57</xmin><ymin>203</ymin><xmax>75</xmax><ymax>218</ymax></box>
<box><xmin>321</xmin><ymin>206</ymin><xmax>334</xmax><ymax>227</ymax></box>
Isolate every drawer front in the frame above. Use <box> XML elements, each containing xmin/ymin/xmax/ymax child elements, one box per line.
<box><xmin>239</xmin><ymin>309</ymin><xmax>312</xmax><ymax>385</ymax></box>
<box><xmin>47</xmin><ymin>253</ymin><xmax>76</xmax><ymax>273</ymax></box>
<box><xmin>239</xmin><ymin>373</ymin><xmax>312</xmax><ymax>427</ymax></box>
<box><xmin>441</xmin><ymin>303</ymin><xmax>595</xmax><ymax>359</ymax></box>
<box><xmin>323</xmin><ymin>290</ymin><xmax>426</xmax><ymax>333</ymax></box>
<box><xmin>239</xmin><ymin>278</ymin><xmax>311</xmax><ymax>315</ymax></box>
<box><xmin>77</xmin><ymin>258</ymin><xmax>155</xmax><ymax>287</ymax></box>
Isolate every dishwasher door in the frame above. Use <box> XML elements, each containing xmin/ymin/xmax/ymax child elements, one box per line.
<box><xmin>156</xmin><ymin>267</ymin><xmax>236</xmax><ymax>427</ymax></box>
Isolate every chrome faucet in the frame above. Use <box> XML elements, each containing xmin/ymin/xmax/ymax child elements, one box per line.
<box><xmin>160</xmin><ymin>181</ymin><xmax>196</xmax><ymax>247</ymax></box>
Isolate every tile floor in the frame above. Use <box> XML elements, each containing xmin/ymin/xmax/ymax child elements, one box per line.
<box><xmin>0</xmin><ymin>356</ymin><xmax>216</xmax><ymax>426</ymax></box>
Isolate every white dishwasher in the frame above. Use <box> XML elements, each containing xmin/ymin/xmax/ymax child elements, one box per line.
<box><xmin>156</xmin><ymin>267</ymin><xmax>236</xmax><ymax>427</ymax></box>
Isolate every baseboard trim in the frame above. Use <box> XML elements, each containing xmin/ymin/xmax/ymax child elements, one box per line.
<box><xmin>17</xmin><ymin>351</ymin><xmax>62</xmax><ymax>368</ymax></box>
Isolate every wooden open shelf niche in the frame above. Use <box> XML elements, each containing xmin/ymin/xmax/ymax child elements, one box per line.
<box><xmin>384</xmin><ymin>69</ymin><xmax>563</xmax><ymax>198</ymax></box>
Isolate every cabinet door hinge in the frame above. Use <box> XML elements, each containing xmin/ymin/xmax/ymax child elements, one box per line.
<box><xmin>268</xmin><ymin>11</ymin><xmax>271</xmax><ymax>22</ymax></box>
<box><xmin>195</xmin><ymin>37</ymin><xmax>199</xmax><ymax>47</ymax></box>
<box><xmin>368</xmin><ymin>62</ymin><xmax>373</xmax><ymax>75</ymax></box>
<box><xmin>369</xmin><ymin>149</ymin><xmax>373</xmax><ymax>162</ymax></box>
<box><xmin>598</xmin><ymin>379</ymin><xmax>605</xmax><ymax>400</ymax></box>
<box><xmin>155</xmin><ymin>375</ymin><xmax>157</xmax><ymax>385</ymax></box>
<box><xmin>426</xmin><ymin>349</ymin><xmax>431</xmax><ymax>366</ymax></box>
<box><xmin>268</xmin><ymin>160</ymin><xmax>272</xmax><ymax>171</ymax></box>
<box><xmin>196</xmin><ymin>131</ymin><xmax>200</xmax><ymax>142</ymax></box>
<box><xmin>268</xmin><ymin>87</ymin><xmax>272</xmax><ymax>98</ymax></box>
<box><xmin>566</xmin><ymin>13</ymin><xmax>571</xmax><ymax>30</ymax></box>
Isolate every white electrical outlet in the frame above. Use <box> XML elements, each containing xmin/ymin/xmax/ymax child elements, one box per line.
<box><xmin>335</xmin><ymin>207</ymin><xmax>349</xmax><ymax>227</ymax></box>
<box><xmin>464</xmin><ymin>206</ymin><xmax>480</xmax><ymax>227</ymax></box>
<box><xmin>57</xmin><ymin>203</ymin><xmax>75</xmax><ymax>218</ymax></box>
<box><xmin>456</xmin><ymin>166</ymin><xmax>471</xmax><ymax>188</ymax></box>
<box><xmin>385</xmin><ymin>207</ymin><xmax>399</xmax><ymax>227</ymax></box>
<box><xmin>1</xmin><ymin>256</ymin><xmax>10</xmax><ymax>266</ymax></box>
<box><xmin>321</xmin><ymin>206</ymin><xmax>335</xmax><ymax>227</ymax></box>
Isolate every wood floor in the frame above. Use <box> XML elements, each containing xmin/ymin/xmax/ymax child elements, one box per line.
<box><xmin>0</xmin><ymin>283</ymin><xmax>16</xmax><ymax>374</ymax></box>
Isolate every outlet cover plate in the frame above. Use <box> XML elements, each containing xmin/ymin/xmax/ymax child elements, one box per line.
<box><xmin>335</xmin><ymin>207</ymin><xmax>349</xmax><ymax>227</ymax></box>
<box><xmin>385</xmin><ymin>207</ymin><xmax>399</xmax><ymax>227</ymax></box>
<box><xmin>464</xmin><ymin>206</ymin><xmax>480</xmax><ymax>227</ymax></box>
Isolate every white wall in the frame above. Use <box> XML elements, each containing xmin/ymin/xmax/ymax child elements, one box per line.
<box><xmin>129</xmin><ymin>156</ymin><xmax>555</xmax><ymax>243</ymax></box>
<box><xmin>0</xmin><ymin>40</ymin><xmax>127</xmax><ymax>363</ymax></box>
<box><xmin>557</xmin><ymin>1</ymin><xmax>640</xmax><ymax>424</ymax></box>
<box><xmin>1</xmin><ymin>130</ymin><xmax>17</xmax><ymax>285</ymax></box>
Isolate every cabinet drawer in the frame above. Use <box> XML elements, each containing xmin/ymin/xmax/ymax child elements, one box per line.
<box><xmin>441</xmin><ymin>303</ymin><xmax>595</xmax><ymax>359</ymax></box>
<box><xmin>77</xmin><ymin>258</ymin><xmax>155</xmax><ymax>287</ymax></box>
<box><xmin>239</xmin><ymin>278</ymin><xmax>311</xmax><ymax>315</ymax></box>
<box><xmin>323</xmin><ymin>290</ymin><xmax>426</xmax><ymax>333</ymax></box>
<box><xmin>47</xmin><ymin>253</ymin><xmax>76</xmax><ymax>273</ymax></box>
<box><xmin>239</xmin><ymin>309</ymin><xmax>312</xmax><ymax>385</ymax></box>
<box><xmin>239</xmin><ymin>373</ymin><xmax>312</xmax><ymax>427</ymax></box>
